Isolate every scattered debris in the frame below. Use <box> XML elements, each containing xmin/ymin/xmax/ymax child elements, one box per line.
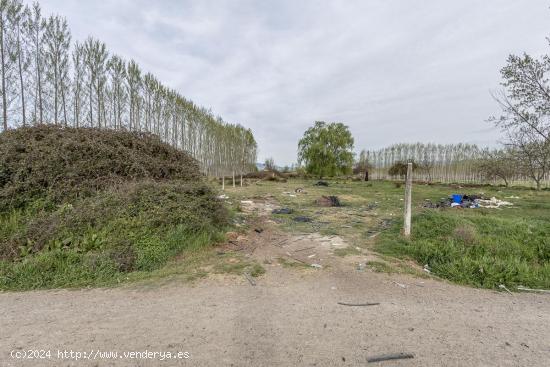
<box><xmin>367</xmin><ymin>353</ymin><xmax>414</xmax><ymax>363</ymax></box>
<box><xmin>240</xmin><ymin>200</ymin><xmax>254</xmax><ymax>204</ymax></box>
<box><xmin>294</xmin><ymin>216</ymin><xmax>312</xmax><ymax>223</ymax></box>
<box><xmin>217</xmin><ymin>194</ymin><xmax>229</xmax><ymax>199</ymax></box>
<box><xmin>295</xmin><ymin>188</ymin><xmax>305</xmax><ymax>193</ymax></box>
<box><xmin>423</xmin><ymin>264</ymin><xmax>431</xmax><ymax>274</ymax></box>
<box><xmin>505</xmin><ymin>196</ymin><xmax>520</xmax><ymax>199</ymax></box>
<box><xmin>337</xmin><ymin>302</ymin><xmax>380</xmax><ymax>307</ymax></box>
<box><xmin>307</xmin><ymin>254</ymin><xmax>317</xmax><ymax>258</ymax></box>
<box><xmin>311</xmin><ymin>263</ymin><xmax>323</xmax><ymax>269</ymax></box>
<box><xmin>478</xmin><ymin>197</ymin><xmax>513</xmax><ymax>209</ymax></box>
<box><xmin>392</xmin><ymin>281</ymin><xmax>408</xmax><ymax>289</ymax></box>
<box><xmin>314</xmin><ymin>180</ymin><xmax>329</xmax><ymax>186</ymax></box>
<box><xmin>357</xmin><ymin>263</ymin><xmax>366</xmax><ymax>271</ymax></box>
<box><xmin>424</xmin><ymin>194</ymin><xmax>513</xmax><ymax>209</ymax></box>
<box><xmin>517</xmin><ymin>286</ymin><xmax>550</xmax><ymax>294</ymax></box>
<box><xmin>272</xmin><ymin>208</ymin><xmax>294</xmax><ymax>215</ymax></box>
<box><xmin>254</xmin><ymin>228</ymin><xmax>264</xmax><ymax>233</ymax></box>
<box><xmin>498</xmin><ymin>284</ymin><xmax>513</xmax><ymax>295</ymax></box>
<box><xmin>365</xmin><ymin>203</ymin><xmax>378</xmax><ymax>211</ymax></box>
<box><xmin>316</xmin><ymin>195</ymin><xmax>341</xmax><ymax>207</ymax></box>
<box><xmin>244</xmin><ymin>273</ymin><xmax>256</xmax><ymax>286</ymax></box>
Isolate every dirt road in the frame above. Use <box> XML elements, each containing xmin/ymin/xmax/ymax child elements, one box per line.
<box><xmin>1</xmin><ymin>266</ymin><xmax>549</xmax><ymax>366</ymax></box>
<box><xmin>1</xmin><ymin>200</ymin><xmax>549</xmax><ymax>366</ymax></box>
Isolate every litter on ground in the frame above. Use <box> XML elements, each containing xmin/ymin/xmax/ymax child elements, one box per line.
<box><xmin>424</xmin><ymin>194</ymin><xmax>513</xmax><ymax>209</ymax></box>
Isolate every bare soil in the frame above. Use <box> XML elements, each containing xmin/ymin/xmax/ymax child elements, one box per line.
<box><xmin>1</xmin><ymin>199</ymin><xmax>549</xmax><ymax>366</ymax></box>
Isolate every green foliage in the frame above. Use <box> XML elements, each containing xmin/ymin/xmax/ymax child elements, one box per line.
<box><xmin>0</xmin><ymin>125</ymin><xmax>201</xmax><ymax>210</ymax></box>
<box><xmin>388</xmin><ymin>161</ymin><xmax>418</xmax><ymax>177</ymax></box>
<box><xmin>0</xmin><ymin>182</ymin><xmax>228</xmax><ymax>290</ymax></box>
<box><xmin>376</xmin><ymin>211</ymin><xmax>550</xmax><ymax>289</ymax></box>
<box><xmin>0</xmin><ymin>127</ymin><xmax>230</xmax><ymax>290</ymax></box>
<box><xmin>297</xmin><ymin>121</ymin><xmax>354</xmax><ymax>178</ymax></box>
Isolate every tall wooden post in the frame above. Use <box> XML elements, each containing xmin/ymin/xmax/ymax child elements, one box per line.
<box><xmin>404</xmin><ymin>162</ymin><xmax>413</xmax><ymax>237</ymax></box>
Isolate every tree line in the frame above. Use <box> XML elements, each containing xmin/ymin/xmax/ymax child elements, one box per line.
<box><xmin>358</xmin><ymin>142</ymin><xmax>549</xmax><ymax>189</ymax></box>
<box><xmin>0</xmin><ymin>0</ymin><xmax>257</xmax><ymax>178</ymax></box>
<box><xmin>359</xmin><ymin>34</ymin><xmax>550</xmax><ymax>190</ymax></box>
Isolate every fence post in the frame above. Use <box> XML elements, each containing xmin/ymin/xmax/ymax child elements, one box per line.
<box><xmin>404</xmin><ymin>163</ymin><xmax>413</xmax><ymax>237</ymax></box>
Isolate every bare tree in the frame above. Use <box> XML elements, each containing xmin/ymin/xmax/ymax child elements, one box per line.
<box><xmin>83</xmin><ymin>37</ymin><xmax>107</xmax><ymax>127</ymax></box>
<box><xmin>490</xmin><ymin>48</ymin><xmax>550</xmax><ymax>189</ymax></box>
<box><xmin>26</xmin><ymin>1</ymin><xmax>44</xmax><ymax>124</ymax></box>
<box><xmin>44</xmin><ymin>14</ymin><xmax>70</xmax><ymax>124</ymax></box>
<box><xmin>476</xmin><ymin>148</ymin><xmax>517</xmax><ymax>187</ymax></box>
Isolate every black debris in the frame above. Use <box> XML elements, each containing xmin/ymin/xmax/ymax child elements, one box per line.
<box><xmin>316</xmin><ymin>195</ymin><xmax>341</xmax><ymax>207</ymax></box>
<box><xmin>272</xmin><ymin>208</ymin><xmax>294</xmax><ymax>215</ymax></box>
<box><xmin>314</xmin><ymin>180</ymin><xmax>329</xmax><ymax>186</ymax></box>
<box><xmin>337</xmin><ymin>302</ymin><xmax>380</xmax><ymax>307</ymax></box>
<box><xmin>367</xmin><ymin>353</ymin><xmax>414</xmax><ymax>363</ymax></box>
<box><xmin>293</xmin><ymin>216</ymin><xmax>312</xmax><ymax>223</ymax></box>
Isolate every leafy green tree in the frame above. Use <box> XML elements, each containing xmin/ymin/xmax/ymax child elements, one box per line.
<box><xmin>388</xmin><ymin>161</ymin><xmax>418</xmax><ymax>178</ymax></box>
<box><xmin>298</xmin><ymin>121</ymin><xmax>354</xmax><ymax>179</ymax></box>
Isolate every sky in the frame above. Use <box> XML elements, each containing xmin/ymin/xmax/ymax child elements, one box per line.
<box><xmin>40</xmin><ymin>0</ymin><xmax>550</xmax><ymax>165</ymax></box>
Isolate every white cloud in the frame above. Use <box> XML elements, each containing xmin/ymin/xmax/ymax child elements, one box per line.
<box><xmin>40</xmin><ymin>0</ymin><xmax>550</xmax><ymax>164</ymax></box>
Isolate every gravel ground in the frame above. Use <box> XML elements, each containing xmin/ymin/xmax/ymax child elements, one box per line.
<box><xmin>1</xmin><ymin>264</ymin><xmax>549</xmax><ymax>367</ymax></box>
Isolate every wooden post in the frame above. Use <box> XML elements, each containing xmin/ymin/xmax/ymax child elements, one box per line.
<box><xmin>222</xmin><ymin>176</ymin><xmax>225</xmax><ymax>191</ymax></box>
<box><xmin>404</xmin><ymin>162</ymin><xmax>413</xmax><ymax>237</ymax></box>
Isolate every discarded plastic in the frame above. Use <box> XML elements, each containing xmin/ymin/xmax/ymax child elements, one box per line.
<box><xmin>499</xmin><ymin>284</ymin><xmax>513</xmax><ymax>294</ymax></box>
<box><xmin>311</xmin><ymin>263</ymin><xmax>323</xmax><ymax>269</ymax></box>
<box><xmin>517</xmin><ymin>286</ymin><xmax>550</xmax><ymax>294</ymax></box>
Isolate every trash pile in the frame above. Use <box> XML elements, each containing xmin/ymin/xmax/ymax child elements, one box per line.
<box><xmin>316</xmin><ymin>195</ymin><xmax>341</xmax><ymax>207</ymax></box>
<box><xmin>424</xmin><ymin>194</ymin><xmax>513</xmax><ymax>209</ymax></box>
<box><xmin>314</xmin><ymin>181</ymin><xmax>329</xmax><ymax>187</ymax></box>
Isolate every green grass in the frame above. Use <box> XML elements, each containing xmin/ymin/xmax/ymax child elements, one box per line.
<box><xmin>376</xmin><ymin>210</ymin><xmax>550</xmax><ymax>289</ymax></box>
<box><xmin>225</xmin><ymin>178</ymin><xmax>550</xmax><ymax>290</ymax></box>
<box><xmin>0</xmin><ymin>181</ymin><xmax>231</xmax><ymax>291</ymax></box>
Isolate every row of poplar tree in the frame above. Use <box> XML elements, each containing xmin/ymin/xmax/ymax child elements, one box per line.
<box><xmin>361</xmin><ymin>142</ymin><xmax>549</xmax><ymax>188</ymax></box>
<box><xmin>0</xmin><ymin>0</ymin><xmax>257</xmax><ymax>178</ymax></box>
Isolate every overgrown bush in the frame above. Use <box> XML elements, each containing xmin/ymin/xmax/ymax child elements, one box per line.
<box><xmin>0</xmin><ymin>125</ymin><xmax>201</xmax><ymax>210</ymax></box>
<box><xmin>0</xmin><ymin>126</ymin><xmax>228</xmax><ymax>290</ymax></box>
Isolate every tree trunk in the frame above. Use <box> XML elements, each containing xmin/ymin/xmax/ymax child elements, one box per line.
<box><xmin>240</xmin><ymin>174</ymin><xmax>243</xmax><ymax>187</ymax></box>
<box><xmin>0</xmin><ymin>21</ymin><xmax>7</xmax><ymax>131</ymax></box>
<box><xmin>54</xmin><ymin>68</ymin><xmax>58</xmax><ymax>124</ymax></box>
<box><xmin>89</xmin><ymin>79</ymin><xmax>93</xmax><ymax>126</ymax></box>
<box><xmin>36</xmin><ymin>31</ymin><xmax>43</xmax><ymax>124</ymax></box>
<box><xmin>232</xmin><ymin>171</ymin><xmax>235</xmax><ymax>188</ymax></box>
<box><xmin>364</xmin><ymin>170</ymin><xmax>369</xmax><ymax>181</ymax></box>
<box><xmin>222</xmin><ymin>176</ymin><xmax>225</xmax><ymax>191</ymax></box>
<box><xmin>61</xmin><ymin>86</ymin><xmax>67</xmax><ymax>127</ymax></box>
<box><xmin>16</xmin><ymin>29</ymin><xmax>26</xmax><ymax>126</ymax></box>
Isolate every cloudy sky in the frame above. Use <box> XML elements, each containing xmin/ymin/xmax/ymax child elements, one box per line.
<box><xmin>40</xmin><ymin>0</ymin><xmax>550</xmax><ymax>165</ymax></box>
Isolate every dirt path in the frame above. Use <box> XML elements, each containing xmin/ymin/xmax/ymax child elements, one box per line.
<box><xmin>1</xmin><ymin>200</ymin><xmax>549</xmax><ymax>366</ymax></box>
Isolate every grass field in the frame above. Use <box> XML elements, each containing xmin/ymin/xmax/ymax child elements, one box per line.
<box><xmin>224</xmin><ymin>178</ymin><xmax>550</xmax><ymax>290</ymax></box>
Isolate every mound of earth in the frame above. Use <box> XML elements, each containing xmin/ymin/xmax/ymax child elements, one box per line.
<box><xmin>0</xmin><ymin>125</ymin><xmax>201</xmax><ymax>209</ymax></box>
<box><xmin>0</xmin><ymin>126</ymin><xmax>227</xmax><ymax>290</ymax></box>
